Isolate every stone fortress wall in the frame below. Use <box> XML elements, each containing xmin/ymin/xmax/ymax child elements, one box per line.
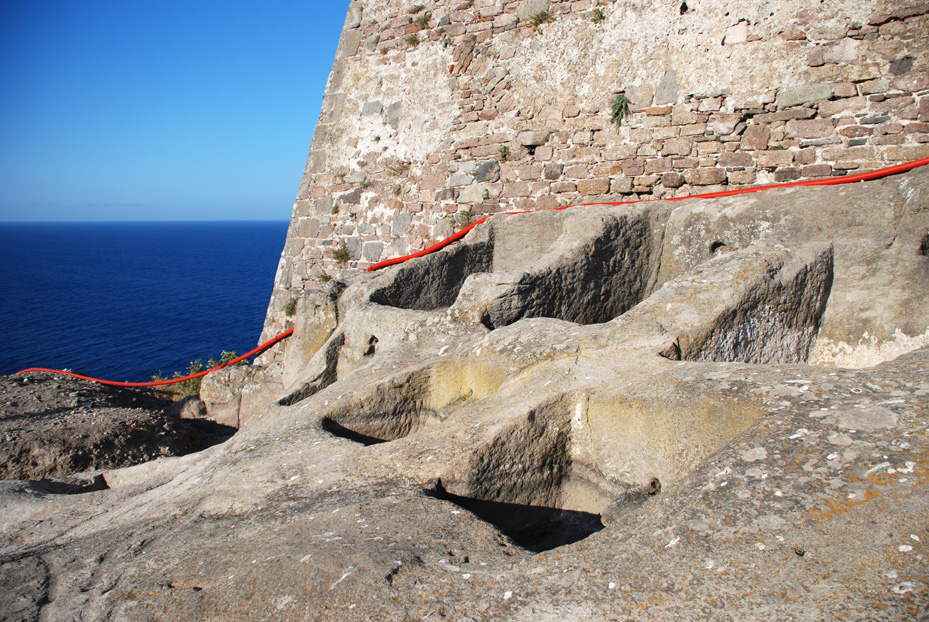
<box><xmin>260</xmin><ymin>0</ymin><xmax>929</xmax><ymax>342</ymax></box>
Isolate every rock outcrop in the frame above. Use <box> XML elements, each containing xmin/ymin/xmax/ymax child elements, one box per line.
<box><xmin>2</xmin><ymin>168</ymin><xmax>927</xmax><ymax>620</ymax></box>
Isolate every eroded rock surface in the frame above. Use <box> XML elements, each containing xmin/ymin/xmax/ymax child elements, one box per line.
<box><xmin>1</xmin><ymin>170</ymin><xmax>928</xmax><ymax>620</ymax></box>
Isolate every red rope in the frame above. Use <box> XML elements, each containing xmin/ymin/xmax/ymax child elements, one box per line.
<box><xmin>16</xmin><ymin>157</ymin><xmax>929</xmax><ymax>387</ymax></box>
<box><xmin>16</xmin><ymin>328</ymin><xmax>294</xmax><ymax>387</ymax></box>
<box><xmin>367</xmin><ymin>157</ymin><xmax>929</xmax><ymax>272</ymax></box>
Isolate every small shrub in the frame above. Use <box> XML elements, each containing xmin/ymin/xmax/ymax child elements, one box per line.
<box><xmin>374</xmin><ymin>135</ymin><xmax>381</xmax><ymax>142</ymax></box>
<box><xmin>482</xmin><ymin>188</ymin><xmax>490</xmax><ymax>200</ymax></box>
<box><xmin>442</xmin><ymin>37</ymin><xmax>451</xmax><ymax>49</ymax></box>
<box><xmin>406</xmin><ymin>34</ymin><xmax>420</xmax><ymax>46</ymax></box>
<box><xmin>415</xmin><ymin>12</ymin><xmax>430</xmax><ymax>29</ymax></box>
<box><xmin>333</xmin><ymin>242</ymin><xmax>352</xmax><ymax>264</ymax></box>
<box><xmin>409</xmin><ymin>4</ymin><xmax>425</xmax><ymax>13</ymax></box>
<box><xmin>207</xmin><ymin>350</ymin><xmax>244</xmax><ymax>368</ymax></box>
<box><xmin>610</xmin><ymin>93</ymin><xmax>631</xmax><ymax>128</ymax></box>
<box><xmin>316</xmin><ymin>272</ymin><xmax>333</xmax><ymax>283</ymax></box>
<box><xmin>454</xmin><ymin>209</ymin><xmax>474</xmax><ymax>228</ymax></box>
<box><xmin>591</xmin><ymin>8</ymin><xmax>605</xmax><ymax>22</ymax></box>
<box><xmin>393</xmin><ymin>184</ymin><xmax>402</xmax><ymax>196</ymax></box>
<box><xmin>284</xmin><ymin>298</ymin><xmax>298</xmax><ymax>316</ymax></box>
<box><xmin>499</xmin><ymin>145</ymin><xmax>510</xmax><ymax>161</ymax></box>
<box><xmin>529</xmin><ymin>11</ymin><xmax>554</xmax><ymax>27</ymax></box>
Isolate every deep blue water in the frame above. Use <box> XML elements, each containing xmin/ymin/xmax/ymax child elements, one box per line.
<box><xmin>0</xmin><ymin>221</ymin><xmax>288</xmax><ymax>381</ymax></box>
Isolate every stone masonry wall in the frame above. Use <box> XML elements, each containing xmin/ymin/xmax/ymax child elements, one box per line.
<box><xmin>259</xmin><ymin>0</ymin><xmax>929</xmax><ymax>345</ymax></box>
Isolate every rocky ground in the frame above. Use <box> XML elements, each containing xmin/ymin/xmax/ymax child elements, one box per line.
<box><xmin>0</xmin><ymin>373</ymin><xmax>234</xmax><ymax>481</ymax></box>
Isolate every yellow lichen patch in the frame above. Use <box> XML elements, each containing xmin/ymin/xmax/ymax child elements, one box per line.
<box><xmin>426</xmin><ymin>357</ymin><xmax>505</xmax><ymax>412</ymax></box>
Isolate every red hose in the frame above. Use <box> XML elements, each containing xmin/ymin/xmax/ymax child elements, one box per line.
<box><xmin>15</xmin><ymin>328</ymin><xmax>294</xmax><ymax>387</ymax></box>
<box><xmin>16</xmin><ymin>157</ymin><xmax>928</xmax><ymax>387</ymax></box>
<box><xmin>368</xmin><ymin>156</ymin><xmax>929</xmax><ymax>272</ymax></box>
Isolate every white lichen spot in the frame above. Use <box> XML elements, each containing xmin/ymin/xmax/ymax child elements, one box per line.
<box><xmin>898</xmin><ymin>545</ymin><xmax>913</xmax><ymax>553</ymax></box>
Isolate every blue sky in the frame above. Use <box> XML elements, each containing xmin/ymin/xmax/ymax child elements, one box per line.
<box><xmin>0</xmin><ymin>1</ymin><xmax>348</xmax><ymax>221</ymax></box>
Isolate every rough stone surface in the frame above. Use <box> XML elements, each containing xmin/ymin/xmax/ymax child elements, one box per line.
<box><xmin>0</xmin><ymin>374</ymin><xmax>233</xmax><ymax>481</ymax></box>
<box><xmin>2</xmin><ymin>170</ymin><xmax>928</xmax><ymax>621</ymax></box>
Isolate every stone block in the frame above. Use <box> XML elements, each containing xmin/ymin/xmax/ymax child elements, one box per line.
<box><xmin>757</xmin><ymin>150</ymin><xmax>795</xmax><ymax>168</ymax></box>
<box><xmin>832</xmin><ymin>82</ymin><xmax>858</xmax><ymax>98</ymax></box>
<box><xmin>775</xmin><ymin>83</ymin><xmax>833</xmax><ymax>108</ymax></box>
<box><xmin>686</xmin><ymin>168</ymin><xmax>727</xmax><ymax>185</ymax></box>
<box><xmin>673</xmin><ymin>157</ymin><xmax>699</xmax><ymax>169</ymax></box>
<box><xmin>622</xmin><ymin>160</ymin><xmax>645</xmax><ymax>176</ymax></box>
<box><xmin>626</xmin><ymin>84</ymin><xmax>655</xmax><ymax>108</ymax></box>
<box><xmin>786</xmin><ymin>119</ymin><xmax>835</xmax><ymax>139</ymax></box>
<box><xmin>503</xmin><ymin>181</ymin><xmax>532</xmax><ymax>197</ymax></box>
<box><xmin>681</xmin><ymin>123</ymin><xmax>707</xmax><ymax>136</ymax></box>
<box><xmin>459</xmin><ymin>183</ymin><xmax>490</xmax><ymax>203</ymax></box>
<box><xmin>563</xmin><ymin>104</ymin><xmax>581</xmax><ymax>119</ymax></box>
<box><xmin>708</xmin><ymin>113</ymin><xmax>742</xmax><ymax>135</ymax></box>
<box><xmin>802</xmin><ymin>164</ymin><xmax>833</xmax><ymax>177</ymax></box>
<box><xmin>727</xmin><ymin>168</ymin><xmax>756</xmax><ymax>184</ymax></box>
<box><xmin>740</xmin><ymin>125</ymin><xmax>770</xmax><ymax>150</ymax></box>
<box><xmin>551</xmin><ymin>181</ymin><xmax>577</xmax><ymax>193</ymax></box>
<box><xmin>611</xmin><ymin>177</ymin><xmax>633</xmax><ymax>194</ymax></box>
<box><xmin>655</xmin><ymin>69</ymin><xmax>679</xmax><ymax>105</ymax></box>
<box><xmin>517</xmin><ymin>130</ymin><xmax>550</xmax><ymax>146</ymax></box>
<box><xmin>447</xmin><ymin>171</ymin><xmax>473</xmax><ymax>187</ymax></box>
<box><xmin>602</xmin><ymin>144</ymin><xmax>638</xmax><ymax>160</ymax></box>
<box><xmin>872</xmin><ymin>135</ymin><xmax>905</xmax><ymax>146</ymax></box>
<box><xmin>858</xmin><ymin>79</ymin><xmax>890</xmax><ymax>95</ymax></box>
<box><xmin>632</xmin><ymin>175</ymin><xmax>659</xmax><ymax>187</ymax></box>
<box><xmin>534</xmin><ymin>146</ymin><xmax>553</xmax><ymax>161</ymax></box>
<box><xmin>645</xmin><ymin>158</ymin><xmax>673</xmax><ymax>174</ymax></box>
<box><xmin>823</xmin><ymin>39</ymin><xmax>859</xmax><ymax>64</ymax></box>
<box><xmin>543</xmin><ymin>163</ymin><xmax>564</xmax><ymax>180</ymax></box>
<box><xmin>565</xmin><ymin>164</ymin><xmax>589</xmax><ymax>179</ymax></box>
<box><xmin>774</xmin><ymin>168</ymin><xmax>802</xmax><ymax>182</ymax></box>
<box><xmin>646</xmin><ymin>106</ymin><xmax>672</xmax><ymax>116</ymax></box>
<box><xmin>718</xmin><ymin>152</ymin><xmax>755</xmax><ymax>167</ymax></box>
<box><xmin>577</xmin><ymin>178</ymin><xmax>611</xmax><ymax>195</ymax></box>
<box><xmin>794</xmin><ymin>149</ymin><xmax>816</xmax><ymax>165</ymax></box>
<box><xmin>671</xmin><ymin>105</ymin><xmax>701</xmax><ymax>125</ymax></box>
<box><xmin>362</xmin><ymin>242</ymin><xmax>384</xmax><ymax>262</ymax></box>
<box><xmin>662</xmin><ymin>138</ymin><xmax>693</xmax><ymax>156</ymax></box>
<box><xmin>476</xmin><ymin>161</ymin><xmax>501</xmax><ymax>182</ymax></box>
<box><xmin>697</xmin><ymin>141</ymin><xmax>723</xmax><ymax>154</ymax></box>
<box><xmin>661</xmin><ymin>172</ymin><xmax>685</xmax><ymax>188</ymax></box>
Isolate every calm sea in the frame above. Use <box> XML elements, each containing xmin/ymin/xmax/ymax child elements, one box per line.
<box><xmin>0</xmin><ymin>221</ymin><xmax>288</xmax><ymax>381</ymax></box>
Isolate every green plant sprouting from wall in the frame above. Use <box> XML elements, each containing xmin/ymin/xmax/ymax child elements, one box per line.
<box><xmin>284</xmin><ymin>297</ymin><xmax>298</xmax><ymax>316</ymax></box>
<box><xmin>409</xmin><ymin>4</ymin><xmax>425</xmax><ymax>14</ymax></box>
<box><xmin>591</xmin><ymin>8</ymin><xmax>605</xmax><ymax>23</ymax></box>
<box><xmin>499</xmin><ymin>145</ymin><xmax>510</xmax><ymax>161</ymax></box>
<box><xmin>406</xmin><ymin>34</ymin><xmax>420</xmax><ymax>47</ymax></box>
<box><xmin>610</xmin><ymin>93</ymin><xmax>631</xmax><ymax>128</ymax></box>
<box><xmin>415</xmin><ymin>12</ymin><xmax>430</xmax><ymax>29</ymax></box>
<box><xmin>529</xmin><ymin>11</ymin><xmax>554</xmax><ymax>28</ymax></box>
<box><xmin>333</xmin><ymin>242</ymin><xmax>352</xmax><ymax>264</ymax></box>
<box><xmin>454</xmin><ymin>209</ymin><xmax>475</xmax><ymax>229</ymax></box>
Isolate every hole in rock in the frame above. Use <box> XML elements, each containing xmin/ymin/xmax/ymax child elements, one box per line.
<box><xmin>709</xmin><ymin>240</ymin><xmax>728</xmax><ymax>255</ymax></box>
<box><xmin>373</xmin><ymin>211</ymin><xmax>657</xmax><ymax>329</ymax></box>
<box><xmin>426</xmin><ymin>481</ymin><xmax>603</xmax><ymax>552</ymax></box>
<box><xmin>680</xmin><ymin>1</ymin><xmax>689</xmax><ymax>14</ymax></box>
<box><xmin>31</xmin><ymin>473</ymin><xmax>109</xmax><ymax>495</ymax></box>
<box><xmin>320</xmin><ymin>360</ymin><xmax>503</xmax><ymax>445</ymax></box>
<box><xmin>321</xmin><ymin>417</ymin><xmax>387</xmax><ymax>446</ymax></box>
<box><xmin>363</xmin><ymin>335</ymin><xmax>378</xmax><ymax>357</ymax></box>
<box><xmin>919</xmin><ymin>232</ymin><xmax>929</xmax><ymax>257</ymax></box>
<box><xmin>370</xmin><ymin>243</ymin><xmax>493</xmax><ymax>311</ymax></box>
<box><xmin>436</xmin><ymin>398</ymin><xmax>616</xmax><ymax>551</ymax></box>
